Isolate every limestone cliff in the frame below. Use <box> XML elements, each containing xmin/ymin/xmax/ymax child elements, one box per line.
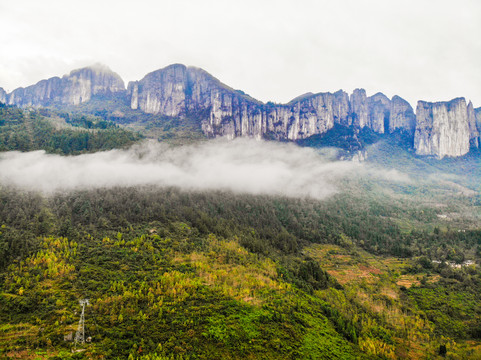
<box><xmin>129</xmin><ymin>65</ymin><xmax>397</xmax><ymax>140</ymax></box>
<box><xmin>476</xmin><ymin>108</ymin><xmax>481</xmax><ymax>142</ymax></box>
<box><xmin>63</xmin><ymin>64</ymin><xmax>125</xmax><ymax>105</ymax></box>
<box><xmin>265</xmin><ymin>90</ymin><xmax>351</xmax><ymax>140</ymax></box>
<box><xmin>187</xmin><ymin>66</ymin><xmax>264</xmax><ymax>139</ymax></box>
<box><xmin>8</xmin><ymin>77</ymin><xmax>64</xmax><ymax>107</ymax></box>
<box><xmin>367</xmin><ymin>93</ymin><xmax>390</xmax><ymax>133</ymax></box>
<box><xmin>389</xmin><ymin>95</ymin><xmax>416</xmax><ymax>134</ymax></box>
<box><xmin>5</xmin><ymin>62</ymin><xmax>480</xmax><ymax>158</ymax></box>
<box><xmin>129</xmin><ymin>64</ymin><xmax>357</xmax><ymax>140</ymax></box>
<box><xmin>128</xmin><ymin>64</ymin><xmax>188</xmax><ymax>116</ymax></box>
<box><xmin>350</xmin><ymin>89</ymin><xmax>369</xmax><ymax>129</ymax></box>
<box><xmin>0</xmin><ymin>87</ymin><xmax>6</xmax><ymax>104</ymax></box>
<box><xmin>476</xmin><ymin>107</ymin><xmax>481</xmax><ymax>127</ymax></box>
<box><xmin>467</xmin><ymin>101</ymin><xmax>479</xmax><ymax>148</ymax></box>
<box><xmin>414</xmin><ymin>98</ymin><xmax>470</xmax><ymax>158</ymax></box>
<box><xmin>6</xmin><ymin>64</ymin><xmax>125</xmax><ymax>107</ymax></box>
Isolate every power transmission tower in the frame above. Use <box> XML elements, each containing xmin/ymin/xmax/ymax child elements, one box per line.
<box><xmin>74</xmin><ymin>299</ymin><xmax>89</xmax><ymax>345</ymax></box>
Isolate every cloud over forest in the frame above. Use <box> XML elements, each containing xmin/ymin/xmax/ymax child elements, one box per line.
<box><xmin>0</xmin><ymin>139</ymin><xmax>411</xmax><ymax>198</ymax></box>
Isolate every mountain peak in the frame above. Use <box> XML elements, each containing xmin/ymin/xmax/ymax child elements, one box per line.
<box><xmin>71</xmin><ymin>62</ymin><xmax>113</xmax><ymax>74</ymax></box>
<box><xmin>5</xmin><ymin>63</ymin><xmax>125</xmax><ymax>107</ymax></box>
<box><xmin>68</xmin><ymin>63</ymin><xmax>124</xmax><ymax>86</ymax></box>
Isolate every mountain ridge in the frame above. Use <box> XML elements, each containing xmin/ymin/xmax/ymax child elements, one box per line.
<box><xmin>1</xmin><ymin>63</ymin><xmax>480</xmax><ymax>158</ymax></box>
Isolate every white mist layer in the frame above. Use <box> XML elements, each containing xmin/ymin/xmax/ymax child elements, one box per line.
<box><xmin>0</xmin><ymin>139</ymin><xmax>409</xmax><ymax>199</ymax></box>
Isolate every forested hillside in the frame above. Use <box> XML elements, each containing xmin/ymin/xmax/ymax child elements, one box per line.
<box><xmin>1</xmin><ymin>180</ymin><xmax>481</xmax><ymax>359</ymax></box>
<box><xmin>0</xmin><ymin>103</ymin><xmax>142</xmax><ymax>154</ymax></box>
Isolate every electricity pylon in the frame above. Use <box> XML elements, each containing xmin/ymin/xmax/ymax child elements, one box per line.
<box><xmin>74</xmin><ymin>299</ymin><xmax>89</xmax><ymax>345</ymax></box>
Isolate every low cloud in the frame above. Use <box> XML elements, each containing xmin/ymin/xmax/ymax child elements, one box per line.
<box><xmin>0</xmin><ymin>139</ymin><xmax>410</xmax><ymax>199</ymax></box>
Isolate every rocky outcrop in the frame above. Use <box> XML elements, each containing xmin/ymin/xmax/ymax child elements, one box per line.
<box><xmin>0</xmin><ymin>87</ymin><xmax>6</xmax><ymax>104</ymax></box>
<box><xmin>389</xmin><ymin>95</ymin><xmax>416</xmax><ymax>134</ymax></box>
<box><xmin>6</xmin><ymin>64</ymin><xmax>125</xmax><ymax>107</ymax></box>
<box><xmin>476</xmin><ymin>107</ymin><xmax>481</xmax><ymax>147</ymax></box>
<box><xmin>350</xmin><ymin>89</ymin><xmax>369</xmax><ymax>129</ymax></box>
<box><xmin>125</xmin><ymin>65</ymin><xmax>481</xmax><ymax>153</ymax></box>
<box><xmin>63</xmin><ymin>64</ymin><xmax>125</xmax><ymax>105</ymax></box>
<box><xmin>476</xmin><ymin>107</ymin><xmax>481</xmax><ymax>132</ymax></box>
<box><xmin>265</xmin><ymin>90</ymin><xmax>351</xmax><ymax>140</ymax></box>
<box><xmin>8</xmin><ymin>77</ymin><xmax>64</xmax><ymax>107</ymax></box>
<box><xmin>130</xmin><ymin>65</ymin><xmax>403</xmax><ymax>140</ymax></box>
<box><xmin>467</xmin><ymin>101</ymin><xmax>479</xmax><ymax>147</ymax></box>
<box><xmin>367</xmin><ymin>93</ymin><xmax>390</xmax><ymax>133</ymax></box>
<box><xmin>414</xmin><ymin>98</ymin><xmax>470</xmax><ymax>158</ymax></box>
<box><xmin>128</xmin><ymin>64</ymin><xmax>187</xmax><ymax>116</ymax></box>
<box><xmin>129</xmin><ymin>64</ymin><xmax>357</xmax><ymax>140</ymax></box>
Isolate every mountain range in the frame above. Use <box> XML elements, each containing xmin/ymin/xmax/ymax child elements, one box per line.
<box><xmin>1</xmin><ymin>63</ymin><xmax>480</xmax><ymax>158</ymax></box>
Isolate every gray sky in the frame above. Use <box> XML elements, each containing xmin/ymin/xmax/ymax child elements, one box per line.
<box><xmin>0</xmin><ymin>0</ymin><xmax>480</xmax><ymax>107</ymax></box>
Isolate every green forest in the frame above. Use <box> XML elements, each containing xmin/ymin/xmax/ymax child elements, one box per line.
<box><xmin>1</xmin><ymin>103</ymin><xmax>481</xmax><ymax>359</ymax></box>
<box><xmin>0</xmin><ymin>104</ymin><xmax>142</xmax><ymax>155</ymax></box>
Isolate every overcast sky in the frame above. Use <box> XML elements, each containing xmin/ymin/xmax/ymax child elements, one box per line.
<box><xmin>0</xmin><ymin>0</ymin><xmax>480</xmax><ymax>107</ymax></box>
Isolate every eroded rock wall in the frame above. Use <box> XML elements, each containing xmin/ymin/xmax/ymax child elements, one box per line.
<box><xmin>467</xmin><ymin>101</ymin><xmax>479</xmax><ymax>148</ymax></box>
<box><xmin>389</xmin><ymin>95</ymin><xmax>416</xmax><ymax>134</ymax></box>
<box><xmin>4</xmin><ymin>62</ymin><xmax>480</xmax><ymax>158</ymax></box>
<box><xmin>6</xmin><ymin>64</ymin><xmax>125</xmax><ymax>107</ymax></box>
<box><xmin>367</xmin><ymin>92</ymin><xmax>391</xmax><ymax>134</ymax></box>
<box><xmin>414</xmin><ymin>98</ymin><xmax>470</xmax><ymax>158</ymax></box>
<box><xmin>0</xmin><ymin>88</ymin><xmax>6</xmax><ymax>104</ymax></box>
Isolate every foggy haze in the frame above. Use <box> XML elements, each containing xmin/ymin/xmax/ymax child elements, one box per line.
<box><xmin>0</xmin><ymin>139</ymin><xmax>411</xmax><ymax>198</ymax></box>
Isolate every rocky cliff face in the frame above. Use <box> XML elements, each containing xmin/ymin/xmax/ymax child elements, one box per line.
<box><xmin>414</xmin><ymin>98</ymin><xmax>470</xmax><ymax>158</ymax></box>
<box><xmin>63</xmin><ymin>64</ymin><xmax>125</xmax><ymax>105</ymax></box>
<box><xmin>350</xmin><ymin>89</ymin><xmax>369</xmax><ymax>129</ymax></box>
<box><xmin>8</xmin><ymin>77</ymin><xmax>64</xmax><ymax>107</ymax></box>
<box><xmin>128</xmin><ymin>64</ymin><xmax>187</xmax><ymax>116</ymax></box>
<box><xmin>467</xmin><ymin>101</ymin><xmax>479</xmax><ymax>148</ymax></box>
<box><xmin>389</xmin><ymin>95</ymin><xmax>416</xmax><ymax>134</ymax></box>
<box><xmin>128</xmin><ymin>65</ymin><xmax>401</xmax><ymax>140</ymax></box>
<box><xmin>265</xmin><ymin>90</ymin><xmax>351</xmax><ymax>140</ymax></box>
<box><xmin>0</xmin><ymin>87</ymin><xmax>6</xmax><ymax>104</ymax></box>
<box><xmin>6</xmin><ymin>64</ymin><xmax>125</xmax><ymax>107</ymax></box>
<box><xmin>367</xmin><ymin>92</ymin><xmax>390</xmax><ymax>133</ymax></box>
<box><xmin>129</xmin><ymin>65</ymin><xmax>356</xmax><ymax>140</ymax></box>
<box><xmin>3</xmin><ymin>62</ymin><xmax>480</xmax><ymax>158</ymax></box>
<box><xmin>476</xmin><ymin>107</ymin><xmax>481</xmax><ymax>134</ymax></box>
